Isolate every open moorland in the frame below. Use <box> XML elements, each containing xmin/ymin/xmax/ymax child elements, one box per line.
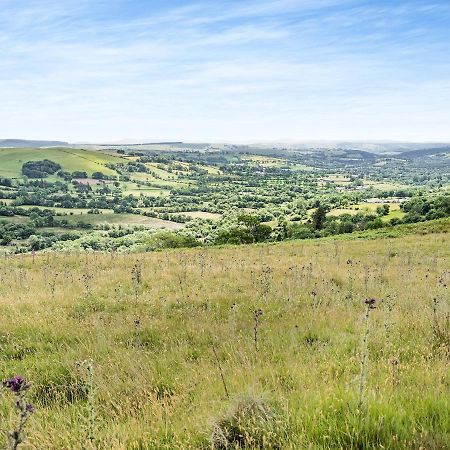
<box><xmin>0</xmin><ymin>221</ymin><xmax>448</xmax><ymax>448</ymax></box>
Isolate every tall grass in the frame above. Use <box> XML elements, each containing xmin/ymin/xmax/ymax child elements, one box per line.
<box><xmin>0</xmin><ymin>226</ymin><xmax>448</xmax><ymax>448</ymax></box>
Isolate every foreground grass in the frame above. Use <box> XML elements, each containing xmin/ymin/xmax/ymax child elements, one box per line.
<box><xmin>0</xmin><ymin>224</ymin><xmax>449</xmax><ymax>449</ymax></box>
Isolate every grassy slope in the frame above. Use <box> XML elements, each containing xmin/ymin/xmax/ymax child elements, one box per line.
<box><xmin>0</xmin><ymin>147</ymin><xmax>125</xmax><ymax>178</ymax></box>
<box><xmin>0</xmin><ymin>222</ymin><xmax>448</xmax><ymax>448</ymax></box>
<box><xmin>62</xmin><ymin>212</ymin><xmax>184</xmax><ymax>229</ymax></box>
<box><xmin>0</xmin><ymin>210</ymin><xmax>184</xmax><ymax>230</ymax></box>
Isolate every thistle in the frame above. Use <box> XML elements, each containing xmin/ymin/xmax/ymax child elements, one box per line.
<box><xmin>131</xmin><ymin>261</ymin><xmax>143</xmax><ymax>302</ymax></box>
<box><xmin>254</xmin><ymin>309</ymin><xmax>263</xmax><ymax>352</ymax></box>
<box><xmin>211</xmin><ymin>341</ymin><xmax>230</xmax><ymax>399</ymax></box>
<box><xmin>3</xmin><ymin>376</ymin><xmax>35</xmax><ymax>450</ymax></box>
<box><xmin>78</xmin><ymin>360</ymin><xmax>97</xmax><ymax>446</ymax></box>
<box><xmin>357</xmin><ymin>298</ymin><xmax>377</xmax><ymax>428</ymax></box>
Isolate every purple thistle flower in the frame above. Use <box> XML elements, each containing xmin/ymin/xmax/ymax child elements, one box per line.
<box><xmin>3</xmin><ymin>376</ymin><xmax>30</xmax><ymax>394</ymax></box>
<box><xmin>25</xmin><ymin>403</ymin><xmax>35</xmax><ymax>413</ymax></box>
<box><xmin>364</xmin><ymin>298</ymin><xmax>377</xmax><ymax>309</ymax></box>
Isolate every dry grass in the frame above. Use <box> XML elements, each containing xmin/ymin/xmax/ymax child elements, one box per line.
<box><xmin>0</xmin><ymin>227</ymin><xmax>448</xmax><ymax>448</ymax></box>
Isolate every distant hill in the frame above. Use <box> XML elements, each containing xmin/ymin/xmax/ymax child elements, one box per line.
<box><xmin>0</xmin><ymin>139</ymin><xmax>68</xmax><ymax>148</ymax></box>
<box><xmin>398</xmin><ymin>146</ymin><xmax>450</xmax><ymax>158</ymax></box>
<box><xmin>250</xmin><ymin>141</ymin><xmax>450</xmax><ymax>154</ymax></box>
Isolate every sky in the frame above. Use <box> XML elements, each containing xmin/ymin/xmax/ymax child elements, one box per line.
<box><xmin>1</xmin><ymin>0</ymin><xmax>450</xmax><ymax>143</ymax></box>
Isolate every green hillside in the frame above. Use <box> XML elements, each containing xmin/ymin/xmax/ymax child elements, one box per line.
<box><xmin>0</xmin><ymin>147</ymin><xmax>125</xmax><ymax>178</ymax></box>
<box><xmin>0</xmin><ymin>225</ymin><xmax>448</xmax><ymax>448</ymax></box>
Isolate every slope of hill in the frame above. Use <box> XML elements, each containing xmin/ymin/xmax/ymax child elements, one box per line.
<box><xmin>0</xmin><ymin>139</ymin><xmax>68</xmax><ymax>148</ymax></box>
<box><xmin>0</xmin><ymin>223</ymin><xmax>448</xmax><ymax>448</ymax></box>
<box><xmin>0</xmin><ymin>147</ymin><xmax>125</xmax><ymax>178</ymax></box>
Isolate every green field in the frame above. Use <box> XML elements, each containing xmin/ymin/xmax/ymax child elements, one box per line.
<box><xmin>0</xmin><ymin>210</ymin><xmax>184</xmax><ymax>231</ymax></box>
<box><xmin>62</xmin><ymin>212</ymin><xmax>184</xmax><ymax>229</ymax></box>
<box><xmin>9</xmin><ymin>205</ymin><xmax>114</xmax><ymax>215</ymax></box>
<box><xmin>0</xmin><ymin>147</ymin><xmax>125</xmax><ymax>178</ymax></box>
<box><xmin>120</xmin><ymin>182</ymin><xmax>171</xmax><ymax>197</ymax></box>
<box><xmin>328</xmin><ymin>202</ymin><xmax>406</xmax><ymax>222</ymax></box>
<box><xmin>170</xmin><ymin>211</ymin><xmax>222</xmax><ymax>220</ymax></box>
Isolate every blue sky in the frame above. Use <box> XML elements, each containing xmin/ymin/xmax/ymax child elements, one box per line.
<box><xmin>1</xmin><ymin>0</ymin><xmax>449</xmax><ymax>142</ymax></box>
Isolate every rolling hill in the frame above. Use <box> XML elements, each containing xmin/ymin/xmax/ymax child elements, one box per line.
<box><xmin>0</xmin><ymin>147</ymin><xmax>125</xmax><ymax>178</ymax></box>
<box><xmin>398</xmin><ymin>146</ymin><xmax>450</xmax><ymax>158</ymax></box>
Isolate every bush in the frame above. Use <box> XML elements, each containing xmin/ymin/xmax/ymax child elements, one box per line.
<box><xmin>211</xmin><ymin>397</ymin><xmax>286</xmax><ymax>449</ymax></box>
<box><xmin>146</xmin><ymin>232</ymin><xmax>200</xmax><ymax>250</ymax></box>
<box><xmin>289</xmin><ymin>224</ymin><xmax>314</xmax><ymax>240</ymax></box>
<box><xmin>339</xmin><ymin>221</ymin><xmax>355</xmax><ymax>234</ymax></box>
<box><xmin>365</xmin><ymin>218</ymin><xmax>384</xmax><ymax>230</ymax></box>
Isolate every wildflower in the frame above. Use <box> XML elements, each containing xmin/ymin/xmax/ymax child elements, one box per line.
<box><xmin>3</xmin><ymin>376</ymin><xmax>34</xmax><ymax>449</ymax></box>
<box><xmin>364</xmin><ymin>298</ymin><xmax>377</xmax><ymax>309</ymax></box>
<box><xmin>3</xmin><ymin>376</ymin><xmax>30</xmax><ymax>393</ymax></box>
<box><xmin>26</xmin><ymin>403</ymin><xmax>35</xmax><ymax>413</ymax></box>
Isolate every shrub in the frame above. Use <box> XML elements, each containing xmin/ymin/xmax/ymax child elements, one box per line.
<box><xmin>289</xmin><ymin>224</ymin><xmax>314</xmax><ymax>239</ymax></box>
<box><xmin>211</xmin><ymin>397</ymin><xmax>286</xmax><ymax>449</ymax></box>
<box><xmin>145</xmin><ymin>231</ymin><xmax>200</xmax><ymax>250</ymax></box>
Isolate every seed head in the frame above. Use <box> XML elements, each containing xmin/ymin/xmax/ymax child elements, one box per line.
<box><xmin>364</xmin><ymin>298</ymin><xmax>377</xmax><ymax>309</ymax></box>
<box><xmin>388</xmin><ymin>357</ymin><xmax>399</xmax><ymax>366</ymax></box>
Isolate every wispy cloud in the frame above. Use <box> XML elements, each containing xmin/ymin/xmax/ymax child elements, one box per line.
<box><xmin>0</xmin><ymin>0</ymin><xmax>449</xmax><ymax>141</ymax></box>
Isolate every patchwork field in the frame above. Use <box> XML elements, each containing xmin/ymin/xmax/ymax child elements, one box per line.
<box><xmin>0</xmin><ymin>145</ymin><xmax>448</xmax><ymax>256</ymax></box>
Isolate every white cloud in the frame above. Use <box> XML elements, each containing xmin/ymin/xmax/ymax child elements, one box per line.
<box><xmin>0</xmin><ymin>0</ymin><xmax>449</xmax><ymax>141</ymax></box>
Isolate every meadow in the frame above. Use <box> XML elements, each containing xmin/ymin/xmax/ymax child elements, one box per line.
<box><xmin>0</xmin><ymin>222</ymin><xmax>448</xmax><ymax>449</ymax></box>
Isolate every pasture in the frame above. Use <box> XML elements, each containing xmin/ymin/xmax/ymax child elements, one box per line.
<box><xmin>0</xmin><ymin>148</ymin><xmax>124</xmax><ymax>178</ymax></box>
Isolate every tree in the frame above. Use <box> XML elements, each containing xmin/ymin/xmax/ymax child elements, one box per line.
<box><xmin>237</xmin><ymin>214</ymin><xmax>272</xmax><ymax>243</ymax></box>
<box><xmin>92</xmin><ymin>171</ymin><xmax>105</xmax><ymax>180</ymax></box>
<box><xmin>273</xmin><ymin>215</ymin><xmax>289</xmax><ymax>241</ymax></box>
<box><xmin>72</xmin><ymin>171</ymin><xmax>88</xmax><ymax>179</ymax></box>
<box><xmin>376</xmin><ymin>204</ymin><xmax>390</xmax><ymax>216</ymax></box>
<box><xmin>312</xmin><ymin>204</ymin><xmax>327</xmax><ymax>230</ymax></box>
<box><xmin>22</xmin><ymin>160</ymin><xmax>61</xmax><ymax>178</ymax></box>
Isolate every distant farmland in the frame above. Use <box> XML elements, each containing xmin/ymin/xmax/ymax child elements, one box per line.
<box><xmin>0</xmin><ymin>147</ymin><xmax>124</xmax><ymax>178</ymax></box>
